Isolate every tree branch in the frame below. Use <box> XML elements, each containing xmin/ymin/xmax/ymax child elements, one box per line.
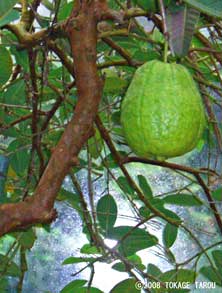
<box><xmin>0</xmin><ymin>0</ymin><xmax>103</xmax><ymax>237</ymax></box>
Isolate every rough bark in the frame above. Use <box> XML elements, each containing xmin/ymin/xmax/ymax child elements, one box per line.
<box><xmin>0</xmin><ymin>1</ymin><xmax>103</xmax><ymax>237</ymax></box>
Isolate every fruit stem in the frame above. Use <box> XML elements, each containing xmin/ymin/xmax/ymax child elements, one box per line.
<box><xmin>163</xmin><ymin>40</ymin><xmax>168</xmax><ymax>63</ymax></box>
<box><xmin>158</xmin><ymin>0</ymin><xmax>168</xmax><ymax>63</ymax></box>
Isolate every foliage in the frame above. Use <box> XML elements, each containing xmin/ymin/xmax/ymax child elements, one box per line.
<box><xmin>0</xmin><ymin>0</ymin><xmax>222</xmax><ymax>292</ymax></box>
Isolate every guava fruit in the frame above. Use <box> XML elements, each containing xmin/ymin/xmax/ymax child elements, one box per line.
<box><xmin>121</xmin><ymin>60</ymin><xmax>205</xmax><ymax>159</ymax></box>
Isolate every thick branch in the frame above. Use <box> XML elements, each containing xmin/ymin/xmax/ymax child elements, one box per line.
<box><xmin>0</xmin><ymin>1</ymin><xmax>103</xmax><ymax>237</ymax></box>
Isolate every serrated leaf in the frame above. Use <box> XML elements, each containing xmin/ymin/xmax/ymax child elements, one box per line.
<box><xmin>96</xmin><ymin>194</ymin><xmax>117</xmax><ymax>233</ymax></box>
<box><xmin>184</xmin><ymin>0</ymin><xmax>222</xmax><ymax>19</ymax></box>
<box><xmin>0</xmin><ymin>46</ymin><xmax>13</xmax><ymax>87</ymax></box>
<box><xmin>108</xmin><ymin>226</ymin><xmax>158</xmax><ymax>256</ymax></box>
<box><xmin>166</xmin><ymin>4</ymin><xmax>199</xmax><ymax>57</ymax></box>
<box><xmin>164</xmin><ymin>194</ymin><xmax>203</xmax><ymax>206</ymax></box>
<box><xmin>163</xmin><ymin>223</ymin><xmax>178</xmax><ymax>248</ymax></box>
<box><xmin>110</xmin><ymin>278</ymin><xmax>138</xmax><ymax>293</ymax></box>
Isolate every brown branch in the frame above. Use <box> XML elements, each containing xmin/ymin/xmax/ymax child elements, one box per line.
<box><xmin>195</xmin><ymin>32</ymin><xmax>222</xmax><ymax>65</ymax></box>
<box><xmin>201</xmin><ymin>87</ymin><xmax>222</xmax><ymax>152</ymax></box>
<box><xmin>95</xmin><ymin>116</ymin><xmax>181</xmax><ymax>226</ymax></box>
<box><xmin>0</xmin><ymin>0</ymin><xmax>103</xmax><ymax>237</ymax></box>
<box><xmin>122</xmin><ymin>156</ymin><xmax>208</xmax><ymax>175</ymax></box>
<box><xmin>123</xmin><ymin>156</ymin><xmax>222</xmax><ymax>235</ymax></box>
<box><xmin>0</xmin><ymin>111</ymin><xmax>46</xmax><ymax>131</ymax></box>
<box><xmin>47</xmin><ymin>40</ymin><xmax>74</xmax><ymax>76</ymax></box>
<box><xmin>102</xmin><ymin>37</ymin><xmax>138</xmax><ymax>66</ymax></box>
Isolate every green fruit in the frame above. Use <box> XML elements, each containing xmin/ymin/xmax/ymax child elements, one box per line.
<box><xmin>121</xmin><ymin>60</ymin><xmax>205</xmax><ymax>159</ymax></box>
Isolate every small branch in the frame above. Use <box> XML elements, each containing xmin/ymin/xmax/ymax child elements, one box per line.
<box><xmin>123</xmin><ymin>156</ymin><xmax>222</xmax><ymax>235</ymax></box>
<box><xmin>122</xmin><ymin>156</ymin><xmax>209</xmax><ymax>175</ymax></box>
<box><xmin>201</xmin><ymin>86</ymin><xmax>222</xmax><ymax>152</ymax></box>
<box><xmin>0</xmin><ymin>0</ymin><xmax>104</xmax><ymax>237</ymax></box>
<box><xmin>195</xmin><ymin>31</ymin><xmax>222</xmax><ymax>65</ymax></box>
<box><xmin>47</xmin><ymin>40</ymin><xmax>74</xmax><ymax>76</ymax></box>
<box><xmin>95</xmin><ymin>116</ymin><xmax>181</xmax><ymax>226</ymax></box>
<box><xmin>102</xmin><ymin>37</ymin><xmax>137</xmax><ymax>66</ymax></box>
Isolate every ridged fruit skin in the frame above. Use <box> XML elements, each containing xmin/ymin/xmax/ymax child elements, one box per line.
<box><xmin>121</xmin><ymin>60</ymin><xmax>205</xmax><ymax>159</ymax></box>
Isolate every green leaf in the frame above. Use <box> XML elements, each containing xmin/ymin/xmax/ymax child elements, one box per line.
<box><xmin>139</xmin><ymin>206</ymin><xmax>151</xmax><ymax>218</ymax></box>
<box><xmin>96</xmin><ymin>194</ymin><xmax>118</xmax><ymax>233</ymax></box>
<box><xmin>161</xmin><ymin>269</ymin><xmax>196</xmax><ymax>283</ymax></box>
<box><xmin>16</xmin><ymin>229</ymin><xmax>36</xmax><ymax>249</ymax></box>
<box><xmin>103</xmin><ymin>70</ymin><xmax>127</xmax><ymax>94</ymax></box>
<box><xmin>0</xmin><ymin>46</ymin><xmax>13</xmax><ymax>87</ymax></box>
<box><xmin>163</xmin><ymin>223</ymin><xmax>178</xmax><ymax>248</ymax></box>
<box><xmin>42</xmin><ymin>0</ymin><xmax>54</xmax><ymax>11</ymax></box>
<box><xmin>200</xmin><ymin>266</ymin><xmax>222</xmax><ymax>286</ymax></box>
<box><xmin>137</xmin><ymin>175</ymin><xmax>153</xmax><ymax>199</ymax></box>
<box><xmin>62</xmin><ymin>257</ymin><xmax>96</xmax><ymax>265</ymax></box>
<box><xmin>132</xmin><ymin>0</ymin><xmax>171</xmax><ymax>12</ymax></box>
<box><xmin>164</xmin><ymin>194</ymin><xmax>203</xmax><ymax>206</ymax></box>
<box><xmin>11</xmin><ymin>47</ymin><xmax>29</xmax><ymax>72</ymax></box>
<box><xmin>149</xmin><ymin>198</ymin><xmax>182</xmax><ymax>222</ymax></box>
<box><xmin>75</xmin><ymin>288</ymin><xmax>103</xmax><ymax>293</ymax></box>
<box><xmin>58</xmin><ymin>1</ymin><xmax>73</xmax><ymax>21</ymax></box>
<box><xmin>158</xmin><ymin>207</ymin><xmax>182</xmax><ymax>223</ymax></box>
<box><xmin>0</xmin><ymin>278</ymin><xmax>8</xmax><ymax>291</ymax></box>
<box><xmin>88</xmin><ymin>128</ymin><xmax>104</xmax><ymax>159</ymax></box>
<box><xmin>0</xmin><ymin>0</ymin><xmax>18</xmax><ymax>26</ymax></box>
<box><xmin>108</xmin><ymin>226</ymin><xmax>158</xmax><ymax>256</ymax></box>
<box><xmin>212</xmin><ymin>187</ymin><xmax>222</xmax><ymax>201</ymax></box>
<box><xmin>147</xmin><ymin>263</ymin><xmax>162</xmax><ymax>277</ymax></box>
<box><xmin>117</xmin><ymin>176</ymin><xmax>135</xmax><ymax>196</ymax></box>
<box><xmin>0</xmin><ymin>9</ymin><xmax>19</xmax><ymax>27</ymax></box>
<box><xmin>80</xmin><ymin>244</ymin><xmax>101</xmax><ymax>255</ymax></box>
<box><xmin>166</xmin><ymin>4</ymin><xmax>199</xmax><ymax>57</ymax></box>
<box><xmin>2</xmin><ymin>79</ymin><xmax>26</xmax><ymax>105</ymax></box>
<box><xmin>110</xmin><ymin>278</ymin><xmax>139</xmax><ymax>293</ymax></box>
<box><xmin>60</xmin><ymin>280</ymin><xmax>87</xmax><ymax>293</ymax></box>
<box><xmin>212</xmin><ymin>250</ymin><xmax>222</xmax><ymax>271</ymax></box>
<box><xmin>184</xmin><ymin>0</ymin><xmax>222</xmax><ymax>19</ymax></box>
<box><xmin>112</xmin><ymin>255</ymin><xmax>145</xmax><ymax>272</ymax></box>
<box><xmin>8</xmin><ymin>140</ymin><xmax>30</xmax><ymax>175</ymax></box>
<box><xmin>0</xmin><ymin>254</ymin><xmax>21</xmax><ymax>277</ymax></box>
